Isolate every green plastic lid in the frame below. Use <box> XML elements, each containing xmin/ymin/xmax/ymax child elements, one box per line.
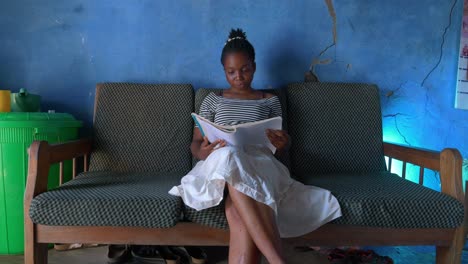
<box><xmin>0</xmin><ymin>113</ymin><xmax>82</xmax><ymax>128</ymax></box>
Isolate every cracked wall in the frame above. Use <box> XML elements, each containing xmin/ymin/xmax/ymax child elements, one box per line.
<box><xmin>330</xmin><ymin>0</ymin><xmax>467</xmax><ymax>190</ymax></box>
<box><xmin>0</xmin><ymin>0</ymin><xmax>467</xmax><ymax>190</ymax></box>
<box><xmin>306</xmin><ymin>0</ymin><xmax>337</xmax><ymax>81</ymax></box>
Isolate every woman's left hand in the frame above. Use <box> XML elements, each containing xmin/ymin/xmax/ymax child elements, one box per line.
<box><xmin>266</xmin><ymin>129</ymin><xmax>290</xmax><ymax>152</ymax></box>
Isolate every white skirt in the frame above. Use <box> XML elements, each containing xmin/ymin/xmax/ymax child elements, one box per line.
<box><xmin>169</xmin><ymin>145</ymin><xmax>342</xmax><ymax>238</ymax></box>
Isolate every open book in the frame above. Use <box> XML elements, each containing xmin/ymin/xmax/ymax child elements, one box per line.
<box><xmin>191</xmin><ymin>113</ymin><xmax>283</xmax><ymax>153</ymax></box>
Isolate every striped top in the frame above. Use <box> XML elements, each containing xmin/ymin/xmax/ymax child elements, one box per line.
<box><xmin>199</xmin><ymin>92</ymin><xmax>282</xmax><ymax>126</ymax></box>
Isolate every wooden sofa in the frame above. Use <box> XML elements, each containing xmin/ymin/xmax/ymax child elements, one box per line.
<box><xmin>24</xmin><ymin>82</ymin><xmax>466</xmax><ymax>264</ymax></box>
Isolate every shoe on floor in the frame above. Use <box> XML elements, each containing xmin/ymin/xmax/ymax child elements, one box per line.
<box><xmin>54</xmin><ymin>243</ymin><xmax>100</xmax><ymax>251</ymax></box>
<box><xmin>107</xmin><ymin>244</ymin><xmax>131</xmax><ymax>264</ymax></box>
<box><xmin>158</xmin><ymin>246</ymin><xmax>181</xmax><ymax>264</ymax></box>
<box><xmin>169</xmin><ymin>246</ymin><xmax>207</xmax><ymax>264</ymax></box>
<box><xmin>131</xmin><ymin>245</ymin><xmax>166</xmax><ymax>264</ymax></box>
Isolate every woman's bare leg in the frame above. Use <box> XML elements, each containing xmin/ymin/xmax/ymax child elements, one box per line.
<box><xmin>227</xmin><ymin>184</ymin><xmax>286</xmax><ymax>264</ymax></box>
<box><xmin>225</xmin><ymin>195</ymin><xmax>261</xmax><ymax>264</ymax></box>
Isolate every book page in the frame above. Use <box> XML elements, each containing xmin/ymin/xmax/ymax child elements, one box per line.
<box><xmin>192</xmin><ymin>113</ymin><xmax>282</xmax><ymax>152</ymax></box>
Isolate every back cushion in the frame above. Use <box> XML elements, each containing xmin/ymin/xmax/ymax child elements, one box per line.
<box><xmin>194</xmin><ymin>88</ymin><xmax>290</xmax><ymax>168</ymax></box>
<box><xmin>287</xmin><ymin>82</ymin><xmax>385</xmax><ymax>176</ymax></box>
<box><xmin>89</xmin><ymin>83</ymin><xmax>194</xmax><ymax>173</ymax></box>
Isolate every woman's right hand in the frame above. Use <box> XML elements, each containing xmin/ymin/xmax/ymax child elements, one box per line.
<box><xmin>198</xmin><ymin>137</ymin><xmax>226</xmax><ymax>160</ymax></box>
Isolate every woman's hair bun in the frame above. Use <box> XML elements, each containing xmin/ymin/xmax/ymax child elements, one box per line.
<box><xmin>221</xmin><ymin>28</ymin><xmax>255</xmax><ymax>65</ymax></box>
<box><xmin>228</xmin><ymin>28</ymin><xmax>247</xmax><ymax>40</ymax></box>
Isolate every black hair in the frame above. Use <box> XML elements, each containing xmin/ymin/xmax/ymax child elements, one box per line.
<box><xmin>220</xmin><ymin>28</ymin><xmax>255</xmax><ymax>65</ymax></box>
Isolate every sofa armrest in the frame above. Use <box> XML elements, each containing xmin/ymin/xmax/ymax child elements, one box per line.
<box><xmin>383</xmin><ymin>142</ymin><xmax>464</xmax><ymax>204</ymax></box>
<box><xmin>25</xmin><ymin>139</ymin><xmax>92</xmax><ymax>201</ymax></box>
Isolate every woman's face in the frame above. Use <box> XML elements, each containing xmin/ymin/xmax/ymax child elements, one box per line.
<box><xmin>223</xmin><ymin>52</ymin><xmax>256</xmax><ymax>90</ymax></box>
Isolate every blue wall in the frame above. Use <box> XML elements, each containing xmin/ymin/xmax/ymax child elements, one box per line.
<box><xmin>1</xmin><ymin>0</ymin><xmax>467</xmax><ymax>189</ymax></box>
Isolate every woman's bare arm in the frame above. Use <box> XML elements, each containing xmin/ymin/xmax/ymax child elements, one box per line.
<box><xmin>191</xmin><ymin>127</ymin><xmax>226</xmax><ymax>160</ymax></box>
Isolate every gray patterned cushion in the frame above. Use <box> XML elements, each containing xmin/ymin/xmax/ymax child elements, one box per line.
<box><xmin>89</xmin><ymin>83</ymin><xmax>194</xmax><ymax>173</ymax></box>
<box><xmin>300</xmin><ymin>172</ymin><xmax>465</xmax><ymax>228</ymax></box>
<box><xmin>287</xmin><ymin>83</ymin><xmax>386</xmax><ymax>177</ymax></box>
<box><xmin>183</xmin><ymin>202</ymin><xmax>229</xmax><ymax>230</ymax></box>
<box><xmin>29</xmin><ymin>171</ymin><xmax>183</xmax><ymax>228</ymax></box>
<box><xmin>184</xmin><ymin>171</ymin><xmax>466</xmax><ymax>229</ymax></box>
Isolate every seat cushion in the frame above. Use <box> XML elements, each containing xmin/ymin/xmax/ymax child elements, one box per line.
<box><xmin>300</xmin><ymin>172</ymin><xmax>464</xmax><ymax>228</ymax></box>
<box><xmin>183</xmin><ymin>202</ymin><xmax>229</xmax><ymax>230</ymax></box>
<box><xmin>29</xmin><ymin>171</ymin><xmax>184</xmax><ymax>228</ymax></box>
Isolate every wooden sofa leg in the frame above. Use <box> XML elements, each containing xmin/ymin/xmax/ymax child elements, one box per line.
<box><xmin>436</xmin><ymin>227</ymin><xmax>464</xmax><ymax>264</ymax></box>
<box><xmin>25</xmin><ymin>221</ymin><xmax>48</xmax><ymax>264</ymax></box>
<box><xmin>24</xmin><ymin>242</ymin><xmax>48</xmax><ymax>264</ymax></box>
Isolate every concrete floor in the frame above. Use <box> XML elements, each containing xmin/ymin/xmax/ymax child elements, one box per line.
<box><xmin>0</xmin><ymin>244</ymin><xmax>329</xmax><ymax>264</ymax></box>
<box><xmin>2</xmin><ymin>244</ymin><xmax>468</xmax><ymax>263</ymax></box>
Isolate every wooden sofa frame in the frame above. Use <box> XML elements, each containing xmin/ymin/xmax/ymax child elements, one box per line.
<box><xmin>24</xmin><ymin>139</ymin><xmax>466</xmax><ymax>264</ymax></box>
<box><xmin>23</xmin><ymin>82</ymin><xmax>467</xmax><ymax>264</ymax></box>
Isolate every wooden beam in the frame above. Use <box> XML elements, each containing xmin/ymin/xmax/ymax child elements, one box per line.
<box><xmin>284</xmin><ymin>225</ymin><xmax>454</xmax><ymax>247</ymax></box>
<box><xmin>37</xmin><ymin>223</ymin><xmax>230</xmax><ymax>246</ymax></box>
<box><xmin>48</xmin><ymin>139</ymin><xmax>92</xmax><ymax>164</ymax></box>
<box><xmin>35</xmin><ymin>223</ymin><xmax>454</xmax><ymax>248</ymax></box>
<box><xmin>383</xmin><ymin>142</ymin><xmax>440</xmax><ymax>171</ymax></box>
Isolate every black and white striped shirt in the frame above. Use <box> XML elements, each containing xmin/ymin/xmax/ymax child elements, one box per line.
<box><xmin>199</xmin><ymin>92</ymin><xmax>282</xmax><ymax>126</ymax></box>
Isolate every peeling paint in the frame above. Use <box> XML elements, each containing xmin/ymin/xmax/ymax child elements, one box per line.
<box><xmin>306</xmin><ymin>59</ymin><xmax>332</xmax><ymax>82</ymax></box>
<box><xmin>314</xmin><ymin>58</ymin><xmax>333</xmax><ymax>65</ymax></box>
<box><xmin>306</xmin><ymin>0</ymin><xmax>337</xmax><ymax>81</ymax></box>
<box><xmin>305</xmin><ymin>70</ymin><xmax>320</xmax><ymax>82</ymax></box>
<box><xmin>385</xmin><ymin>85</ymin><xmax>401</xmax><ymax>98</ymax></box>
<box><xmin>325</xmin><ymin>0</ymin><xmax>337</xmax><ymax>44</ymax></box>
<box><xmin>382</xmin><ymin>83</ymin><xmax>406</xmax><ymax>104</ymax></box>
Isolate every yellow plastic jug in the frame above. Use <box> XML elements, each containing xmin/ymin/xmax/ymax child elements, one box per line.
<box><xmin>0</xmin><ymin>90</ymin><xmax>11</xmax><ymax>112</ymax></box>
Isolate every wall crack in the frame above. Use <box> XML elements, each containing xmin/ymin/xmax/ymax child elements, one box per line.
<box><xmin>420</xmin><ymin>0</ymin><xmax>457</xmax><ymax>87</ymax></box>
<box><xmin>305</xmin><ymin>0</ymin><xmax>337</xmax><ymax>82</ymax></box>
<box><xmin>384</xmin><ymin>113</ymin><xmax>411</xmax><ymax>146</ymax></box>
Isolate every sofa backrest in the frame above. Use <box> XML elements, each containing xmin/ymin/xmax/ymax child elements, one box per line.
<box><xmin>194</xmin><ymin>88</ymin><xmax>290</xmax><ymax>167</ymax></box>
<box><xmin>89</xmin><ymin>83</ymin><xmax>194</xmax><ymax>173</ymax></box>
<box><xmin>287</xmin><ymin>82</ymin><xmax>385</xmax><ymax>176</ymax></box>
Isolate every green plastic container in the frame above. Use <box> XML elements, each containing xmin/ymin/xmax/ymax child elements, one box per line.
<box><xmin>0</xmin><ymin>113</ymin><xmax>82</xmax><ymax>255</ymax></box>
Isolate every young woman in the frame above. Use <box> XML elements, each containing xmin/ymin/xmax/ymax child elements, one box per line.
<box><xmin>170</xmin><ymin>29</ymin><xmax>341</xmax><ymax>264</ymax></box>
